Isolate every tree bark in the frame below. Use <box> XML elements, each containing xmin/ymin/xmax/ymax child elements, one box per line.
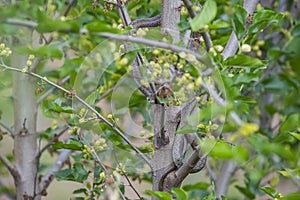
<box><xmin>161</xmin><ymin>0</ymin><xmax>181</xmax><ymax>43</ymax></box>
<box><xmin>12</xmin><ymin>30</ymin><xmax>39</xmax><ymax>200</ymax></box>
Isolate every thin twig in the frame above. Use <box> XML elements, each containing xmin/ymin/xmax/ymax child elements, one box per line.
<box><xmin>0</xmin><ymin>119</ymin><xmax>14</xmax><ymax>137</ymax></box>
<box><xmin>112</xmin><ymin>147</ymin><xmax>142</xmax><ymax>199</ymax></box>
<box><xmin>3</xmin><ymin>18</ymin><xmax>37</xmax><ymax>28</ymax></box>
<box><xmin>37</xmin><ymin>75</ymin><xmax>70</xmax><ymax>104</ymax></box>
<box><xmin>97</xmin><ymin>32</ymin><xmax>211</xmax><ymax>66</ymax></box>
<box><xmin>63</xmin><ymin>0</ymin><xmax>76</xmax><ymax>17</ymax></box>
<box><xmin>37</xmin><ymin>126</ymin><xmax>69</xmax><ymax>158</ymax></box>
<box><xmin>205</xmin><ymin>162</ymin><xmax>216</xmax><ymax>182</ymax></box>
<box><xmin>0</xmin><ymin>63</ymin><xmax>152</xmax><ymax>167</ymax></box>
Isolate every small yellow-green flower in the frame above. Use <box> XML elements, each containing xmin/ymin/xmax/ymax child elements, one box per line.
<box><xmin>28</xmin><ymin>54</ymin><xmax>35</xmax><ymax>60</ymax></box>
<box><xmin>52</xmin><ymin>120</ymin><xmax>57</xmax><ymax>129</ymax></box>
<box><xmin>107</xmin><ymin>114</ymin><xmax>113</xmax><ymax>119</ymax></box>
<box><xmin>22</xmin><ymin>67</ymin><xmax>28</xmax><ymax>73</ymax></box>
<box><xmin>26</xmin><ymin>60</ymin><xmax>32</xmax><ymax>67</ymax></box>
<box><xmin>79</xmin><ymin>118</ymin><xmax>85</xmax><ymax>124</ymax></box>
<box><xmin>239</xmin><ymin>123</ymin><xmax>259</xmax><ymax>136</ymax></box>
<box><xmin>241</xmin><ymin>44</ymin><xmax>251</xmax><ymax>53</ymax></box>
<box><xmin>99</xmin><ymin>172</ymin><xmax>105</xmax><ymax>181</ymax></box>
<box><xmin>136</xmin><ymin>28</ymin><xmax>146</xmax><ymax>37</ymax></box>
<box><xmin>197</xmin><ymin>123</ymin><xmax>205</xmax><ymax>129</ymax></box>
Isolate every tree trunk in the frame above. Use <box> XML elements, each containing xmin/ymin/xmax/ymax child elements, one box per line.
<box><xmin>12</xmin><ymin>30</ymin><xmax>39</xmax><ymax>200</ymax></box>
<box><xmin>151</xmin><ymin>0</ymin><xmax>182</xmax><ymax>198</ymax></box>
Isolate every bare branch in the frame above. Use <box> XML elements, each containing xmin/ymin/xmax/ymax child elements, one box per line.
<box><xmin>2</xmin><ymin>18</ymin><xmax>37</xmax><ymax>28</ymax></box>
<box><xmin>215</xmin><ymin>161</ymin><xmax>237</xmax><ymax>198</ymax></box>
<box><xmin>63</xmin><ymin>0</ymin><xmax>76</xmax><ymax>17</ymax></box>
<box><xmin>38</xmin><ymin>149</ymin><xmax>72</xmax><ymax>196</ymax></box>
<box><xmin>98</xmin><ymin>32</ymin><xmax>211</xmax><ymax>66</ymax></box>
<box><xmin>0</xmin><ymin>119</ymin><xmax>14</xmax><ymax>137</ymax></box>
<box><xmin>131</xmin><ymin>14</ymin><xmax>161</xmax><ymax>29</ymax></box>
<box><xmin>0</xmin><ymin>154</ymin><xmax>20</xmax><ymax>180</ymax></box>
<box><xmin>37</xmin><ymin>75</ymin><xmax>70</xmax><ymax>104</ymax></box>
<box><xmin>205</xmin><ymin>162</ymin><xmax>216</xmax><ymax>182</ymax></box>
<box><xmin>112</xmin><ymin>148</ymin><xmax>142</xmax><ymax>199</ymax></box>
<box><xmin>222</xmin><ymin>0</ymin><xmax>259</xmax><ymax>59</ymax></box>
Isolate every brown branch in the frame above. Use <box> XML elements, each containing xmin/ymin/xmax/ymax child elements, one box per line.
<box><xmin>63</xmin><ymin>0</ymin><xmax>76</xmax><ymax>16</ymax></box>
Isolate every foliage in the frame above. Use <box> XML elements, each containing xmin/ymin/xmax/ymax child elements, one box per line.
<box><xmin>0</xmin><ymin>0</ymin><xmax>300</xmax><ymax>199</ymax></box>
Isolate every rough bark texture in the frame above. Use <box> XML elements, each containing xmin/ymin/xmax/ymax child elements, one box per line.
<box><xmin>12</xmin><ymin>31</ymin><xmax>39</xmax><ymax>200</ymax></box>
<box><xmin>152</xmin><ymin>106</ymin><xmax>180</xmax><ymax>193</ymax></box>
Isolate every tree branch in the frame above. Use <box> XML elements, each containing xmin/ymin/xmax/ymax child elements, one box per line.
<box><xmin>215</xmin><ymin>161</ymin><xmax>237</xmax><ymax>198</ymax></box>
<box><xmin>63</xmin><ymin>0</ymin><xmax>76</xmax><ymax>17</ymax></box>
<box><xmin>0</xmin><ymin>119</ymin><xmax>14</xmax><ymax>137</ymax></box>
<box><xmin>222</xmin><ymin>0</ymin><xmax>259</xmax><ymax>59</ymax></box>
<box><xmin>0</xmin><ymin>63</ymin><xmax>152</xmax><ymax>167</ymax></box>
<box><xmin>116</xmin><ymin>0</ymin><xmax>155</xmax><ymax>100</ymax></box>
<box><xmin>37</xmin><ymin>149</ymin><xmax>72</xmax><ymax>196</ymax></box>
<box><xmin>97</xmin><ymin>32</ymin><xmax>211</xmax><ymax>66</ymax></box>
<box><xmin>37</xmin><ymin>75</ymin><xmax>70</xmax><ymax>104</ymax></box>
<box><xmin>2</xmin><ymin>18</ymin><xmax>37</xmax><ymax>28</ymax></box>
<box><xmin>0</xmin><ymin>153</ymin><xmax>20</xmax><ymax>180</ymax></box>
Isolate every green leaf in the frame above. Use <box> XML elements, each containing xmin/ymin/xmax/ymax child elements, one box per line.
<box><xmin>41</xmin><ymin>99</ymin><xmax>74</xmax><ymax>118</ymax></box>
<box><xmin>260</xmin><ymin>186</ymin><xmax>278</xmax><ymax>198</ymax></box>
<box><xmin>73</xmin><ymin>188</ymin><xmax>87</xmax><ymax>194</ymax></box>
<box><xmin>235</xmin><ymin>96</ymin><xmax>256</xmax><ymax>104</ymax></box>
<box><xmin>289</xmin><ymin>132</ymin><xmax>300</xmax><ymax>141</ymax></box>
<box><xmin>280</xmin><ymin>113</ymin><xmax>300</xmax><ymax>133</ymax></box>
<box><xmin>190</xmin><ymin>0</ymin><xmax>217</xmax><ymax>31</ymax></box>
<box><xmin>176</xmin><ymin>125</ymin><xmax>197</xmax><ymax>134</ymax></box>
<box><xmin>16</xmin><ymin>44</ymin><xmax>63</xmax><ymax>59</ymax></box>
<box><xmin>232</xmin><ymin>5</ymin><xmax>247</xmax><ymax>40</ymax></box>
<box><xmin>248</xmin><ymin>10</ymin><xmax>283</xmax><ymax>35</ymax></box>
<box><xmin>36</xmin><ymin>10</ymin><xmax>79</xmax><ymax>33</ymax></box>
<box><xmin>209</xmin><ymin>142</ymin><xmax>233</xmax><ymax>159</ymax></box>
<box><xmin>224</xmin><ymin>55</ymin><xmax>267</xmax><ymax>67</ymax></box>
<box><xmin>145</xmin><ymin>190</ymin><xmax>172</xmax><ymax>200</ymax></box>
<box><xmin>86</xmin><ymin>21</ymin><xmax>119</xmax><ymax>33</ymax></box>
<box><xmin>52</xmin><ymin>139</ymin><xmax>83</xmax><ymax>150</ymax></box>
<box><xmin>280</xmin><ymin>192</ymin><xmax>300</xmax><ymax>200</ymax></box>
<box><xmin>235</xmin><ymin>185</ymin><xmax>255</xmax><ymax>199</ymax></box>
<box><xmin>55</xmin><ymin>169</ymin><xmax>74</xmax><ymax>181</ymax></box>
<box><xmin>55</xmin><ymin>163</ymin><xmax>89</xmax><ymax>183</ymax></box>
<box><xmin>73</xmin><ymin>163</ymin><xmax>90</xmax><ymax>183</ymax></box>
<box><xmin>291</xmin><ymin>23</ymin><xmax>300</xmax><ymax>37</ymax></box>
<box><xmin>171</xmin><ymin>188</ymin><xmax>188</xmax><ymax>200</ymax></box>
<box><xmin>182</xmin><ymin>182</ymin><xmax>210</xmax><ymax>191</ymax></box>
